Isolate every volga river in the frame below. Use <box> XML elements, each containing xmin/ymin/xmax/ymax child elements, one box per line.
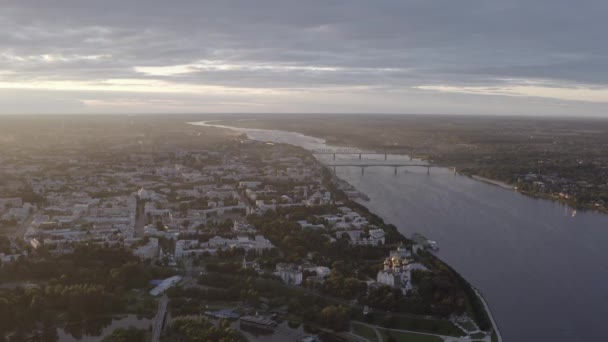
<box><xmin>195</xmin><ymin>122</ymin><xmax>608</xmax><ymax>342</ymax></box>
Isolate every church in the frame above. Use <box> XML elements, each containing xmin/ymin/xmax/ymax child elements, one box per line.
<box><xmin>376</xmin><ymin>243</ymin><xmax>413</xmax><ymax>295</ymax></box>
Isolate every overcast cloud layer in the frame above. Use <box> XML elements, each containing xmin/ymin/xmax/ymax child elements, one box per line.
<box><xmin>1</xmin><ymin>0</ymin><xmax>607</xmax><ymax>115</ymax></box>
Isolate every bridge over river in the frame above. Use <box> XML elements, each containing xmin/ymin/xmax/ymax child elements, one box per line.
<box><xmin>311</xmin><ymin>148</ymin><xmax>412</xmax><ymax>160</ymax></box>
<box><xmin>323</xmin><ymin>162</ymin><xmax>441</xmax><ymax>175</ymax></box>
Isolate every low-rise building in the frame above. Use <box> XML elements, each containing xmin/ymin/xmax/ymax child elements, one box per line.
<box><xmin>133</xmin><ymin>238</ymin><xmax>159</xmax><ymax>260</ymax></box>
<box><xmin>275</xmin><ymin>263</ymin><xmax>303</xmax><ymax>285</ymax></box>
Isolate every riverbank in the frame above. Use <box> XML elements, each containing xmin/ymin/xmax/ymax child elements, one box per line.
<box><xmin>470</xmin><ymin>175</ymin><xmax>514</xmax><ymax>190</ymax></box>
<box><xmin>195</xmin><ymin>120</ymin><xmax>500</xmax><ymax>337</ymax></box>
<box><xmin>474</xmin><ymin>289</ymin><xmax>503</xmax><ymax>342</ymax></box>
<box><xmin>210</xmin><ymin>117</ymin><xmax>608</xmax><ymax>215</ymax></box>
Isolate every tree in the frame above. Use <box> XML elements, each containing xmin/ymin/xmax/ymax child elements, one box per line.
<box><xmin>165</xmin><ymin>317</ymin><xmax>240</xmax><ymax>342</ymax></box>
<box><xmin>320</xmin><ymin>305</ymin><xmax>350</xmax><ymax>331</ymax></box>
<box><xmin>101</xmin><ymin>327</ymin><xmax>146</xmax><ymax>342</ymax></box>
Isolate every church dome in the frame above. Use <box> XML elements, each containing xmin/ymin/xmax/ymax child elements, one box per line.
<box><xmin>391</xmin><ymin>255</ymin><xmax>401</xmax><ymax>265</ymax></box>
<box><xmin>384</xmin><ymin>258</ymin><xmax>391</xmax><ymax>265</ymax></box>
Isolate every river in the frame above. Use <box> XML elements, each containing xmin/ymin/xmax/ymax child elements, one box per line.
<box><xmin>193</xmin><ymin>121</ymin><xmax>608</xmax><ymax>342</ymax></box>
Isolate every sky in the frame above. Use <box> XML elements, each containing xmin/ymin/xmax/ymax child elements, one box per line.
<box><xmin>1</xmin><ymin>0</ymin><xmax>607</xmax><ymax>116</ymax></box>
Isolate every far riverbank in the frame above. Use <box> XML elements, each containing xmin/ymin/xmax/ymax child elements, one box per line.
<box><xmin>470</xmin><ymin>175</ymin><xmax>514</xmax><ymax>190</ymax></box>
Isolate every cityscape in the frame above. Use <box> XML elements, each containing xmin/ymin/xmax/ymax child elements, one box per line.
<box><xmin>0</xmin><ymin>118</ymin><xmax>498</xmax><ymax>341</ymax></box>
<box><xmin>1</xmin><ymin>1</ymin><xmax>608</xmax><ymax>342</ymax></box>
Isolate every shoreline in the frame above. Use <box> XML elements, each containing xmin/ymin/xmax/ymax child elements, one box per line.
<box><xmin>201</xmin><ymin>120</ymin><xmax>608</xmax><ymax>215</ymax></box>
<box><xmin>474</xmin><ymin>288</ymin><xmax>503</xmax><ymax>342</ymax></box>
<box><xmin>470</xmin><ymin>175</ymin><xmax>514</xmax><ymax>190</ymax></box>
<box><xmin>195</xmin><ymin>120</ymin><xmax>500</xmax><ymax>337</ymax></box>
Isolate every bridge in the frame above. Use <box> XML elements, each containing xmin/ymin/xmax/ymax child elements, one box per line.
<box><xmin>310</xmin><ymin>149</ymin><xmax>411</xmax><ymax>160</ymax></box>
<box><xmin>324</xmin><ymin>163</ymin><xmax>439</xmax><ymax>175</ymax></box>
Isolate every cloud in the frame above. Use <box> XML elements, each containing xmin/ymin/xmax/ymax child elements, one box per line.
<box><xmin>416</xmin><ymin>83</ymin><xmax>608</xmax><ymax>103</ymax></box>
<box><xmin>0</xmin><ymin>0</ymin><xmax>606</xmax><ymax>114</ymax></box>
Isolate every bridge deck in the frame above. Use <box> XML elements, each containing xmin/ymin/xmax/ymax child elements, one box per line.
<box><xmin>324</xmin><ymin>163</ymin><xmax>435</xmax><ymax>167</ymax></box>
<box><xmin>311</xmin><ymin>150</ymin><xmax>410</xmax><ymax>154</ymax></box>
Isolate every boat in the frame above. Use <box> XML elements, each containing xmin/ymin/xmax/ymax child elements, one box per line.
<box><xmin>427</xmin><ymin>240</ymin><xmax>439</xmax><ymax>251</ymax></box>
<box><xmin>411</xmin><ymin>233</ymin><xmax>439</xmax><ymax>251</ymax></box>
<box><xmin>358</xmin><ymin>192</ymin><xmax>370</xmax><ymax>201</ymax></box>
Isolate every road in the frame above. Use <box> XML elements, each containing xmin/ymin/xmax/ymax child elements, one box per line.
<box><xmin>151</xmin><ymin>295</ymin><xmax>169</xmax><ymax>342</ymax></box>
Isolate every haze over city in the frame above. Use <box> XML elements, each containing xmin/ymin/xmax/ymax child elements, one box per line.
<box><xmin>1</xmin><ymin>0</ymin><xmax>607</xmax><ymax>115</ymax></box>
<box><xmin>3</xmin><ymin>2</ymin><xmax>608</xmax><ymax>342</ymax></box>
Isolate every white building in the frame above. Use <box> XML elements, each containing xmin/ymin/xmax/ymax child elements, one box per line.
<box><xmin>275</xmin><ymin>263</ymin><xmax>303</xmax><ymax>285</ymax></box>
<box><xmin>368</xmin><ymin>229</ymin><xmax>386</xmax><ymax>245</ymax></box>
<box><xmin>377</xmin><ymin>257</ymin><xmax>412</xmax><ymax>295</ymax></box>
<box><xmin>377</xmin><ymin>247</ymin><xmax>413</xmax><ymax>295</ymax></box>
<box><xmin>233</xmin><ymin>221</ymin><xmax>257</xmax><ymax>233</ymax></box>
<box><xmin>174</xmin><ymin>239</ymin><xmax>212</xmax><ymax>259</ymax></box>
<box><xmin>239</xmin><ymin>181</ymin><xmax>262</xmax><ymax>189</ymax></box>
<box><xmin>133</xmin><ymin>238</ymin><xmax>159</xmax><ymax>260</ymax></box>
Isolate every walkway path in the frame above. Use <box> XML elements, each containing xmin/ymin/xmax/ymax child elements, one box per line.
<box><xmin>352</xmin><ymin>321</ymin><xmax>494</xmax><ymax>342</ymax></box>
<box><xmin>473</xmin><ymin>288</ymin><xmax>502</xmax><ymax>342</ymax></box>
<box><xmin>151</xmin><ymin>295</ymin><xmax>169</xmax><ymax>342</ymax></box>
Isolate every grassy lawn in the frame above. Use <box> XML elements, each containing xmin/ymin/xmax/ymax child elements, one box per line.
<box><xmin>379</xmin><ymin>328</ymin><xmax>443</xmax><ymax>342</ymax></box>
<box><xmin>353</xmin><ymin>312</ymin><xmax>464</xmax><ymax>337</ymax></box>
<box><xmin>200</xmin><ymin>300</ymin><xmax>241</xmax><ymax>310</ymax></box>
<box><xmin>352</xmin><ymin>322</ymin><xmax>379</xmax><ymax>342</ymax></box>
<box><xmin>396</xmin><ymin>315</ymin><xmax>463</xmax><ymax>336</ymax></box>
<box><xmin>470</xmin><ymin>332</ymin><xmax>487</xmax><ymax>339</ymax></box>
<box><xmin>458</xmin><ymin>319</ymin><xmax>478</xmax><ymax>331</ymax></box>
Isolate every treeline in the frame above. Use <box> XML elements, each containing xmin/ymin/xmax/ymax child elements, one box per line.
<box><xmin>167</xmin><ymin>286</ymin><xmax>239</xmax><ymax>316</ymax></box>
<box><xmin>247</xmin><ymin>210</ymin><xmax>388</xmax><ymax>267</ymax></box>
<box><xmin>417</xmin><ymin>251</ymin><xmax>492</xmax><ymax>330</ymax></box>
<box><xmin>0</xmin><ymin>245</ymin><xmax>173</xmax><ymax>287</ymax></box>
<box><xmin>0</xmin><ymin>283</ymin><xmax>125</xmax><ymax>337</ymax></box>
<box><xmin>164</xmin><ymin>317</ymin><xmax>240</xmax><ymax>342</ymax></box>
<box><xmin>0</xmin><ymin>245</ymin><xmax>172</xmax><ymax>338</ymax></box>
<box><xmin>101</xmin><ymin>327</ymin><xmax>147</xmax><ymax>342</ymax></box>
<box><xmin>193</xmin><ymin>272</ymin><xmax>353</xmax><ymax>332</ymax></box>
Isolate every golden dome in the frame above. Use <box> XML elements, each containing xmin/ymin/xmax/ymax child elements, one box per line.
<box><xmin>383</xmin><ymin>258</ymin><xmax>391</xmax><ymax>265</ymax></box>
<box><xmin>391</xmin><ymin>255</ymin><xmax>401</xmax><ymax>264</ymax></box>
<box><xmin>401</xmin><ymin>258</ymin><xmax>409</xmax><ymax>266</ymax></box>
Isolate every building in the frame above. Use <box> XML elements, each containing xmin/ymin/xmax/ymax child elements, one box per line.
<box><xmin>133</xmin><ymin>238</ymin><xmax>159</xmax><ymax>260</ymax></box>
<box><xmin>275</xmin><ymin>263</ymin><xmax>303</xmax><ymax>285</ymax></box>
<box><xmin>390</xmin><ymin>242</ymin><xmax>410</xmax><ymax>259</ymax></box>
<box><xmin>233</xmin><ymin>220</ymin><xmax>256</xmax><ymax>233</ymax></box>
<box><xmin>377</xmin><ymin>254</ymin><xmax>413</xmax><ymax>295</ymax></box>
<box><xmin>174</xmin><ymin>239</ymin><xmax>204</xmax><ymax>259</ymax></box>
<box><xmin>134</xmin><ymin>188</ymin><xmax>149</xmax><ymax>238</ymax></box>
<box><xmin>0</xmin><ymin>198</ymin><xmax>23</xmax><ymax>213</ymax></box>
<box><xmin>239</xmin><ymin>181</ymin><xmax>262</xmax><ymax>189</ymax></box>
<box><xmin>368</xmin><ymin>229</ymin><xmax>386</xmax><ymax>245</ymax></box>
